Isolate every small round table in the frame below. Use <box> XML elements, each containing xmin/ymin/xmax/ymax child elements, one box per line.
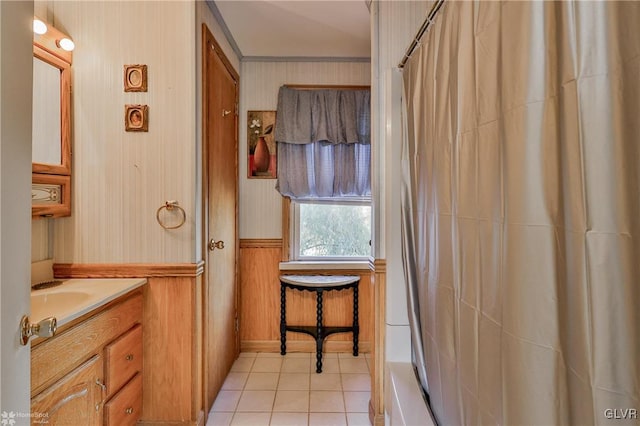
<box><xmin>279</xmin><ymin>275</ymin><xmax>360</xmax><ymax>373</ymax></box>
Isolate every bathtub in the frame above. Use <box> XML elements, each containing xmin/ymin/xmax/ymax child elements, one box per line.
<box><xmin>385</xmin><ymin>362</ymin><xmax>437</xmax><ymax>426</ymax></box>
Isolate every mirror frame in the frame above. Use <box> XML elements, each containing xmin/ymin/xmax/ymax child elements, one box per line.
<box><xmin>32</xmin><ymin>19</ymin><xmax>73</xmax><ymax>218</ymax></box>
<box><xmin>32</xmin><ymin>24</ymin><xmax>72</xmax><ymax>176</ymax></box>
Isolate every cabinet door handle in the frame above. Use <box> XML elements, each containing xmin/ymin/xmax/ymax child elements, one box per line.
<box><xmin>125</xmin><ymin>354</ymin><xmax>134</xmax><ymax>361</ymax></box>
<box><xmin>125</xmin><ymin>407</ymin><xmax>134</xmax><ymax>415</ymax></box>
<box><xmin>95</xmin><ymin>379</ymin><xmax>107</xmax><ymax>412</ymax></box>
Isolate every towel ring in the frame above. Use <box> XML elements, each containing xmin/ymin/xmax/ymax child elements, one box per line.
<box><xmin>156</xmin><ymin>200</ymin><xmax>186</xmax><ymax>230</ymax></box>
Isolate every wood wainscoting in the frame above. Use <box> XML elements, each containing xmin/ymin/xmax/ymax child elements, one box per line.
<box><xmin>370</xmin><ymin>259</ymin><xmax>386</xmax><ymax>426</ymax></box>
<box><xmin>54</xmin><ymin>262</ymin><xmax>205</xmax><ymax>426</ymax></box>
<box><xmin>239</xmin><ymin>240</ymin><xmax>373</xmax><ymax>353</ymax></box>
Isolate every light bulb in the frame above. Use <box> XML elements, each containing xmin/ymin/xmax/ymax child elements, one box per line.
<box><xmin>57</xmin><ymin>38</ymin><xmax>75</xmax><ymax>52</ymax></box>
<box><xmin>33</xmin><ymin>19</ymin><xmax>47</xmax><ymax>35</ymax></box>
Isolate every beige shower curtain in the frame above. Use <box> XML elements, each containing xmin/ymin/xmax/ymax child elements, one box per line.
<box><xmin>401</xmin><ymin>1</ymin><xmax>640</xmax><ymax>424</ymax></box>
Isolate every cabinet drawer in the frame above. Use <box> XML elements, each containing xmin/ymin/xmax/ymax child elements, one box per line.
<box><xmin>105</xmin><ymin>324</ymin><xmax>142</xmax><ymax>396</ymax></box>
<box><xmin>104</xmin><ymin>373</ymin><xmax>142</xmax><ymax>426</ymax></box>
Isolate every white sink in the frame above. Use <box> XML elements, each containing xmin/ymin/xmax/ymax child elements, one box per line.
<box><xmin>31</xmin><ymin>278</ymin><xmax>146</xmax><ymax>327</ymax></box>
<box><xmin>31</xmin><ymin>291</ymin><xmax>92</xmax><ymax>321</ymax></box>
<box><xmin>32</xmin><ymin>291</ymin><xmax>92</xmax><ymax>306</ymax></box>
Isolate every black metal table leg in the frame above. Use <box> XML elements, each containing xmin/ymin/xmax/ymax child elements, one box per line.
<box><xmin>280</xmin><ymin>283</ymin><xmax>287</xmax><ymax>355</ymax></box>
<box><xmin>353</xmin><ymin>283</ymin><xmax>359</xmax><ymax>357</ymax></box>
<box><xmin>316</xmin><ymin>289</ymin><xmax>323</xmax><ymax>373</ymax></box>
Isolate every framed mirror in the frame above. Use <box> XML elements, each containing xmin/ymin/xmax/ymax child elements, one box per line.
<box><xmin>32</xmin><ymin>18</ymin><xmax>73</xmax><ymax>218</ymax></box>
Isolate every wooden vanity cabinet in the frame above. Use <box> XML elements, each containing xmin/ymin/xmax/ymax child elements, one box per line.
<box><xmin>31</xmin><ymin>291</ymin><xmax>143</xmax><ymax>425</ymax></box>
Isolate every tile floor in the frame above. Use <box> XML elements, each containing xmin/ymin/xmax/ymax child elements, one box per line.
<box><xmin>206</xmin><ymin>352</ymin><xmax>372</xmax><ymax>426</ymax></box>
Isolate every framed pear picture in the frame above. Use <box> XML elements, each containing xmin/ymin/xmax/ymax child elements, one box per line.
<box><xmin>247</xmin><ymin>110</ymin><xmax>277</xmax><ymax>178</ymax></box>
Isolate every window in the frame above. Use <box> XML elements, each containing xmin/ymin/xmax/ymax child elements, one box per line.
<box><xmin>290</xmin><ymin>198</ymin><xmax>371</xmax><ymax>260</ymax></box>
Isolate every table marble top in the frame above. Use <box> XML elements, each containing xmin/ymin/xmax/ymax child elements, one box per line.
<box><xmin>279</xmin><ymin>275</ymin><xmax>359</xmax><ymax>287</ymax></box>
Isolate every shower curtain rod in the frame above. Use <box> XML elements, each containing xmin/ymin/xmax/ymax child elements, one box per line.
<box><xmin>398</xmin><ymin>0</ymin><xmax>446</xmax><ymax>68</ymax></box>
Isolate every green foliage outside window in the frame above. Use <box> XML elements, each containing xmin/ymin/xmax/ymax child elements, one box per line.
<box><xmin>299</xmin><ymin>203</ymin><xmax>371</xmax><ymax>257</ymax></box>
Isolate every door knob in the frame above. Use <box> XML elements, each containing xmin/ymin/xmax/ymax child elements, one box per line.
<box><xmin>208</xmin><ymin>239</ymin><xmax>225</xmax><ymax>251</ymax></box>
<box><xmin>20</xmin><ymin>315</ymin><xmax>57</xmax><ymax>345</ymax></box>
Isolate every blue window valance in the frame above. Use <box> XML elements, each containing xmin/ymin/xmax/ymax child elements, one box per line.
<box><xmin>275</xmin><ymin>86</ymin><xmax>371</xmax><ymax>199</ymax></box>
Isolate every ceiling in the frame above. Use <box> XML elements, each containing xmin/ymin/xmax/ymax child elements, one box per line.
<box><xmin>211</xmin><ymin>0</ymin><xmax>371</xmax><ymax>59</ymax></box>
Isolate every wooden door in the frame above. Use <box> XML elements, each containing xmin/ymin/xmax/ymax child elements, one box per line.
<box><xmin>202</xmin><ymin>25</ymin><xmax>239</xmax><ymax>413</ymax></box>
<box><xmin>31</xmin><ymin>355</ymin><xmax>103</xmax><ymax>425</ymax></box>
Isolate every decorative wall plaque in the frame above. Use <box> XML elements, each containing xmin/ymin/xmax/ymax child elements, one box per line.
<box><xmin>125</xmin><ymin>104</ymin><xmax>149</xmax><ymax>132</ymax></box>
<box><xmin>124</xmin><ymin>64</ymin><xmax>147</xmax><ymax>92</ymax></box>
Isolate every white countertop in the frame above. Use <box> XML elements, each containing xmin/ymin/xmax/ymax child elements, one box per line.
<box><xmin>31</xmin><ymin>278</ymin><xmax>146</xmax><ymax>327</ymax></box>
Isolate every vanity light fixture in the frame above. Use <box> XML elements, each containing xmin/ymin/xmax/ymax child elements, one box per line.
<box><xmin>56</xmin><ymin>37</ymin><xmax>75</xmax><ymax>52</ymax></box>
<box><xmin>33</xmin><ymin>19</ymin><xmax>48</xmax><ymax>35</ymax></box>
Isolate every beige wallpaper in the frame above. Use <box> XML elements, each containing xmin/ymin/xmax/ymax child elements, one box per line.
<box><xmin>32</xmin><ymin>219</ymin><xmax>50</xmax><ymax>262</ymax></box>
<box><xmin>239</xmin><ymin>61</ymin><xmax>371</xmax><ymax>239</ymax></box>
<box><xmin>36</xmin><ymin>1</ymin><xmax>197</xmax><ymax>263</ymax></box>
